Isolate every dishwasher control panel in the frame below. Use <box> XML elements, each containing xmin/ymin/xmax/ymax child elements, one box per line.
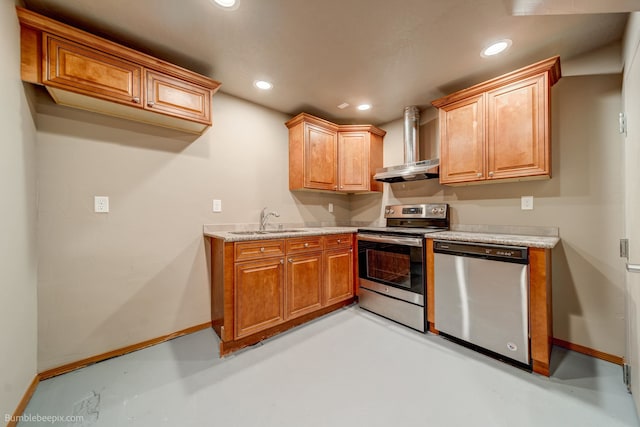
<box><xmin>433</xmin><ymin>240</ymin><xmax>528</xmax><ymax>263</ymax></box>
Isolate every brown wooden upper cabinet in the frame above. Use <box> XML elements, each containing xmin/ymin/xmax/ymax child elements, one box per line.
<box><xmin>286</xmin><ymin>113</ymin><xmax>385</xmax><ymax>193</ymax></box>
<box><xmin>17</xmin><ymin>7</ymin><xmax>220</xmax><ymax>134</ymax></box>
<box><xmin>432</xmin><ymin>56</ymin><xmax>561</xmax><ymax>185</ymax></box>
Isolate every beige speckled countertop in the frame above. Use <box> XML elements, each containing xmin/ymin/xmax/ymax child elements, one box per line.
<box><xmin>204</xmin><ymin>223</ymin><xmax>559</xmax><ymax>248</ymax></box>
<box><xmin>203</xmin><ymin>226</ymin><xmax>357</xmax><ymax>242</ymax></box>
<box><xmin>429</xmin><ymin>231</ymin><xmax>559</xmax><ymax>249</ymax></box>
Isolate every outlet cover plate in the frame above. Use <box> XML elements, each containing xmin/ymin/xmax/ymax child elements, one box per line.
<box><xmin>94</xmin><ymin>196</ymin><xmax>109</xmax><ymax>213</ymax></box>
<box><xmin>521</xmin><ymin>196</ymin><xmax>533</xmax><ymax>210</ymax></box>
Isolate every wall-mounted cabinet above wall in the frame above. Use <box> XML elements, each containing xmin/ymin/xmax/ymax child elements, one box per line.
<box><xmin>286</xmin><ymin>113</ymin><xmax>385</xmax><ymax>194</ymax></box>
<box><xmin>432</xmin><ymin>56</ymin><xmax>561</xmax><ymax>186</ymax></box>
<box><xmin>17</xmin><ymin>7</ymin><xmax>221</xmax><ymax>134</ymax></box>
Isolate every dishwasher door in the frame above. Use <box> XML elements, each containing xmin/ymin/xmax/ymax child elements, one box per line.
<box><xmin>434</xmin><ymin>243</ymin><xmax>530</xmax><ymax>365</ymax></box>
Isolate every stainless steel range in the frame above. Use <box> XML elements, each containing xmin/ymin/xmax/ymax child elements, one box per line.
<box><xmin>356</xmin><ymin>204</ymin><xmax>449</xmax><ymax>332</ymax></box>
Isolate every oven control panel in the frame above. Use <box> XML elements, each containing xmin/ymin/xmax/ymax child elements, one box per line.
<box><xmin>384</xmin><ymin>203</ymin><xmax>448</xmax><ymax>219</ymax></box>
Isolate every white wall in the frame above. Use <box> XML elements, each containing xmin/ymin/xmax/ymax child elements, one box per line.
<box><xmin>353</xmin><ymin>73</ymin><xmax>627</xmax><ymax>357</ymax></box>
<box><xmin>35</xmin><ymin>92</ymin><xmax>350</xmax><ymax>370</ymax></box>
<box><xmin>0</xmin><ymin>0</ymin><xmax>39</xmax><ymax>419</ymax></box>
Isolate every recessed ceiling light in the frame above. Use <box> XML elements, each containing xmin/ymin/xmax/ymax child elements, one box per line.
<box><xmin>337</xmin><ymin>102</ymin><xmax>350</xmax><ymax>109</ymax></box>
<box><xmin>357</xmin><ymin>104</ymin><xmax>371</xmax><ymax>111</ymax></box>
<box><xmin>212</xmin><ymin>0</ymin><xmax>238</xmax><ymax>9</ymax></box>
<box><xmin>481</xmin><ymin>39</ymin><xmax>512</xmax><ymax>57</ymax></box>
<box><xmin>254</xmin><ymin>80</ymin><xmax>273</xmax><ymax>90</ymax></box>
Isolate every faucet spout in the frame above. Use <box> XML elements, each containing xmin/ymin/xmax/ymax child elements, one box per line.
<box><xmin>260</xmin><ymin>207</ymin><xmax>280</xmax><ymax>231</ymax></box>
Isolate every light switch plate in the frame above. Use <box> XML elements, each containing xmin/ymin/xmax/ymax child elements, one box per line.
<box><xmin>521</xmin><ymin>196</ymin><xmax>533</xmax><ymax>210</ymax></box>
<box><xmin>94</xmin><ymin>196</ymin><xmax>109</xmax><ymax>213</ymax></box>
<box><xmin>213</xmin><ymin>199</ymin><xmax>222</xmax><ymax>212</ymax></box>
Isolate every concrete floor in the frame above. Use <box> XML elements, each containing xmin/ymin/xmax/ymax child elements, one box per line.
<box><xmin>18</xmin><ymin>305</ymin><xmax>640</xmax><ymax>426</ymax></box>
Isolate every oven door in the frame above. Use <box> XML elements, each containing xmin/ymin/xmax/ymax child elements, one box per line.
<box><xmin>357</xmin><ymin>233</ymin><xmax>425</xmax><ymax>305</ymax></box>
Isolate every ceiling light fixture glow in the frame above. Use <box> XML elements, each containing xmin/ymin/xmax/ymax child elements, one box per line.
<box><xmin>357</xmin><ymin>104</ymin><xmax>371</xmax><ymax>111</ymax></box>
<box><xmin>481</xmin><ymin>39</ymin><xmax>512</xmax><ymax>57</ymax></box>
<box><xmin>213</xmin><ymin>0</ymin><xmax>237</xmax><ymax>7</ymax></box>
<box><xmin>254</xmin><ymin>80</ymin><xmax>273</xmax><ymax>90</ymax></box>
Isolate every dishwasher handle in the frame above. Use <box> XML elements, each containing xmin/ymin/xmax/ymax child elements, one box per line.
<box><xmin>433</xmin><ymin>240</ymin><xmax>528</xmax><ymax>264</ymax></box>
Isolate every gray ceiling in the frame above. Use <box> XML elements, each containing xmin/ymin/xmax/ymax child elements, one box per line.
<box><xmin>21</xmin><ymin>0</ymin><xmax>639</xmax><ymax>125</ymax></box>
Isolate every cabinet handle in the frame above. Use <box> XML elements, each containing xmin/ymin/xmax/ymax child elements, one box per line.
<box><xmin>489</xmin><ymin>171</ymin><xmax>494</xmax><ymax>177</ymax></box>
<box><xmin>337</xmin><ymin>239</ymin><xmax>341</xmax><ymax>244</ymax></box>
<box><xmin>147</xmin><ymin>101</ymin><xmax>155</xmax><ymax>107</ymax></box>
<box><xmin>281</xmin><ymin>259</ymin><xmax>285</xmax><ymax>264</ymax></box>
<box><xmin>476</xmin><ymin>173</ymin><xmax>482</xmax><ymax>178</ymax></box>
<box><xmin>304</xmin><ymin>243</ymin><xmax>309</xmax><ymax>248</ymax></box>
<box><xmin>260</xmin><ymin>247</ymin><xmax>265</xmax><ymax>252</ymax></box>
<box><xmin>132</xmin><ymin>97</ymin><xmax>140</xmax><ymax>104</ymax></box>
<box><xmin>340</xmin><ymin>185</ymin><xmax>344</xmax><ymax>189</ymax></box>
<box><xmin>288</xmin><ymin>258</ymin><xmax>293</xmax><ymax>263</ymax></box>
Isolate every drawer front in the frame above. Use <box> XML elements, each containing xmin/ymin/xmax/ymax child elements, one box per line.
<box><xmin>324</xmin><ymin>233</ymin><xmax>353</xmax><ymax>250</ymax></box>
<box><xmin>235</xmin><ymin>239</ymin><xmax>285</xmax><ymax>261</ymax></box>
<box><xmin>286</xmin><ymin>236</ymin><xmax>323</xmax><ymax>254</ymax></box>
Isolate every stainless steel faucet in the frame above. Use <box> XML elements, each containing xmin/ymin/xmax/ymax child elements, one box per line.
<box><xmin>260</xmin><ymin>207</ymin><xmax>280</xmax><ymax>231</ymax></box>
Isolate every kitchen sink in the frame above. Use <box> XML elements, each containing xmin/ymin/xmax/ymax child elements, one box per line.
<box><xmin>228</xmin><ymin>229</ymin><xmax>306</xmax><ymax>235</ymax></box>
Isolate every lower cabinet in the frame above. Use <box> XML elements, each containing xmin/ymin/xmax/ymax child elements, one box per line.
<box><xmin>286</xmin><ymin>252</ymin><xmax>323</xmax><ymax>320</ymax></box>
<box><xmin>234</xmin><ymin>257</ymin><xmax>285</xmax><ymax>339</ymax></box>
<box><xmin>211</xmin><ymin>233</ymin><xmax>355</xmax><ymax>355</ymax></box>
<box><xmin>324</xmin><ymin>249</ymin><xmax>354</xmax><ymax>305</ymax></box>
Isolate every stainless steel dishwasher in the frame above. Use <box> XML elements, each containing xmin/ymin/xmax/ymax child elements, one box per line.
<box><xmin>433</xmin><ymin>240</ymin><xmax>530</xmax><ymax>366</ymax></box>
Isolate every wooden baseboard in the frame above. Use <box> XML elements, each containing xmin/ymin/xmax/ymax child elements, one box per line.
<box><xmin>6</xmin><ymin>375</ymin><xmax>39</xmax><ymax>427</ymax></box>
<box><xmin>38</xmin><ymin>322</ymin><xmax>211</xmax><ymax>380</ymax></box>
<box><xmin>552</xmin><ymin>338</ymin><xmax>624</xmax><ymax>365</ymax></box>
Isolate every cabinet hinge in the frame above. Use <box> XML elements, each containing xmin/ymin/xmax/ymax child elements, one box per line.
<box><xmin>624</xmin><ymin>363</ymin><xmax>631</xmax><ymax>392</ymax></box>
<box><xmin>621</xmin><ymin>239</ymin><xmax>629</xmax><ymax>259</ymax></box>
<box><xmin>619</xmin><ymin>112</ymin><xmax>627</xmax><ymax>136</ymax></box>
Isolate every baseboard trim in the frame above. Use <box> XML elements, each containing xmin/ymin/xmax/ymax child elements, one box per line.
<box><xmin>6</xmin><ymin>375</ymin><xmax>39</xmax><ymax>427</ymax></box>
<box><xmin>552</xmin><ymin>338</ymin><xmax>624</xmax><ymax>365</ymax></box>
<box><xmin>38</xmin><ymin>322</ymin><xmax>211</xmax><ymax>380</ymax></box>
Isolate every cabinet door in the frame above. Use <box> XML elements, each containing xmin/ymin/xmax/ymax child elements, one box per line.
<box><xmin>234</xmin><ymin>258</ymin><xmax>285</xmax><ymax>339</ymax></box>
<box><xmin>145</xmin><ymin>70</ymin><xmax>212</xmax><ymax>124</ymax></box>
<box><xmin>304</xmin><ymin>123</ymin><xmax>338</xmax><ymax>190</ymax></box>
<box><xmin>324</xmin><ymin>248</ymin><xmax>354</xmax><ymax>306</ymax></box>
<box><xmin>286</xmin><ymin>253</ymin><xmax>323</xmax><ymax>320</ymax></box>
<box><xmin>44</xmin><ymin>34</ymin><xmax>142</xmax><ymax>106</ymax></box>
<box><xmin>486</xmin><ymin>74</ymin><xmax>549</xmax><ymax>180</ymax></box>
<box><xmin>338</xmin><ymin>131</ymin><xmax>369</xmax><ymax>192</ymax></box>
<box><xmin>439</xmin><ymin>94</ymin><xmax>485</xmax><ymax>184</ymax></box>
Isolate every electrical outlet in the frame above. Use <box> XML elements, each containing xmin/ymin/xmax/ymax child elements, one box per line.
<box><xmin>94</xmin><ymin>196</ymin><xmax>109</xmax><ymax>213</ymax></box>
<box><xmin>521</xmin><ymin>196</ymin><xmax>533</xmax><ymax>210</ymax></box>
<box><xmin>328</xmin><ymin>203</ymin><xmax>334</xmax><ymax>213</ymax></box>
<box><xmin>213</xmin><ymin>199</ymin><xmax>222</xmax><ymax>212</ymax></box>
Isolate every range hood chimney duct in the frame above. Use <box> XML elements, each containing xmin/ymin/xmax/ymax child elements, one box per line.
<box><xmin>373</xmin><ymin>106</ymin><xmax>440</xmax><ymax>183</ymax></box>
<box><xmin>403</xmin><ymin>106</ymin><xmax>420</xmax><ymax>164</ymax></box>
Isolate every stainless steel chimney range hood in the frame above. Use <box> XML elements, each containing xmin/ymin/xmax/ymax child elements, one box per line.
<box><xmin>374</xmin><ymin>106</ymin><xmax>440</xmax><ymax>183</ymax></box>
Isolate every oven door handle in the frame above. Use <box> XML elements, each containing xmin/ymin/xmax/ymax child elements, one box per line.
<box><xmin>357</xmin><ymin>234</ymin><xmax>423</xmax><ymax>247</ymax></box>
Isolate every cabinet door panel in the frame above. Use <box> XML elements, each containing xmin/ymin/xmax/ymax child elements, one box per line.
<box><xmin>234</xmin><ymin>258</ymin><xmax>285</xmax><ymax>339</ymax></box>
<box><xmin>146</xmin><ymin>70</ymin><xmax>211</xmax><ymax>124</ymax></box>
<box><xmin>286</xmin><ymin>253</ymin><xmax>323</xmax><ymax>320</ymax></box>
<box><xmin>487</xmin><ymin>75</ymin><xmax>548</xmax><ymax>179</ymax></box>
<box><xmin>338</xmin><ymin>131</ymin><xmax>369</xmax><ymax>192</ymax></box>
<box><xmin>304</xmin><ymin>123</ymin><xmax>337</xmax><ymax>190</ymax></box>
<box><xmin>44</xmin><ymin>34</ymin><xmax>142</xmax><ymax>106</ymax></box>
<box><xmin>324</xmin><ymin>248</ymin><xmax>354</xmax><ymax>306</ymax></box>
<box><xmin>439</xmin><ymin>95</ymin><xmax>485</xmax><ymax>184</ymax></box>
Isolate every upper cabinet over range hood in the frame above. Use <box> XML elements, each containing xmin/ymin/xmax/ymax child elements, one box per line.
<box><xmin>374</xmin><ymin>106</ymin><xmax>439</xmax><ymax>183</ymax></box>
